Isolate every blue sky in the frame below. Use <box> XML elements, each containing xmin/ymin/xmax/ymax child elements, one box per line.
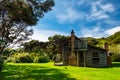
<box><xmin>30</xmin><ymin>0</ymin><xmax>120</xmax><ymax>41</ymax></box>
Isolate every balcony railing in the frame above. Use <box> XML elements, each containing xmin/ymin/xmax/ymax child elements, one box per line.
<box><xmin>74</xmin><ymin>39</ymin><xmax>87</xmax><ymax>50</ymax></box>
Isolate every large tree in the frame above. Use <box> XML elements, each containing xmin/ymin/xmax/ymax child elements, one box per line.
<box><xmin>0</xmin><ymin>0</ymin><xmax>54</xmax><ymax>55</ymax></box>
<box><xmin>23</xmin><ymin>40</ymin><xmax>48</xmax><ymax>52</ymax></box>
<box><xmin>48</xmin><ymin>35</ymin><xmax>69</xmax><ymax>55</ymax></box>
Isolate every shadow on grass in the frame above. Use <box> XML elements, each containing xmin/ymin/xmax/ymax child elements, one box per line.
<box><xmin>0</xmin><ymin>64</ymin><xmax>76</xmax><ymax>80</ymax></box>
<box><xmin>111</xmin><ymin>62</ymin><xmax>120</xmax><ymax>67</ymax></box>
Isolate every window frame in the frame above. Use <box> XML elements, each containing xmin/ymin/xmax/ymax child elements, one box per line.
<box><xmin>92</xmin><ymin>51</ymin><xmax>99</xmax><ymax>64</ymax></box>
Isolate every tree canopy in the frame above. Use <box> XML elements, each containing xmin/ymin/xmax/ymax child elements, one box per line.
<box><xmin>0</xmin><ymin>0</ymin><xmax>54</xmax><ymax>54</ymax></box>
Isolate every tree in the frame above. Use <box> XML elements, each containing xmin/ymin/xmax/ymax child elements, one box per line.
<box><xmin>23</xmin><ymin>40</ymin><xmax>49</xmax><ymax>53</ymax></box>
<box><xmin>0</xmin><ymin>0</ymin><xmax>54</xmax><ymax>55</ymax></box>
<box><xmin>23</xmin><ymin>40</ymin><xmax>39</xmax><ymax>52</ymax></box>
<box><xmin>85</xmin><ymin>37</ymin><xmax>98</xmax><ymax>46</ymax></box>
<box><xmin>48</xmin><ymin>35</ymin><xmax>69</xmax><ymax>59</ymax></box>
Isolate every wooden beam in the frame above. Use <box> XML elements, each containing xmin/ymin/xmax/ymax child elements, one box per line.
<box><xmin>77</xmin><ymin>51</ymin><xmax>79</xmax><ymax>67</ymax></box>
<box><xmin>84</xmin><ymin>51</ymin><xmax>86</xmax><ymax>67</ymax></box>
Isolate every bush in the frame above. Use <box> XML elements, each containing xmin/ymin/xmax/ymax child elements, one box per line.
<box><xmin>33</xmin><ymin>55</ymin><xmax>50</xmax><ymax>63</ymax></box>
<box><xmin>6</xmin><ymin>53</ymin><xmax>33</xmax><ymax>63</ymax></box>
<box><xmin>19</xmin><ymin>53</ymin><xmax>33</xmax><ymax>63</ymax></box>
<box><xmin>0</xmin><ymin>58</ymin><xmax>4</xmax><ymax>72</ymax></box>
<box><xmin>6</xmin><ymin>52</ymin><xmax>50</xmax><ymax>63</ymax></box>
<box><xmin>112</xmin><ymin>54</ymin><xmax>120</xmax><ymax>62</ymax></box>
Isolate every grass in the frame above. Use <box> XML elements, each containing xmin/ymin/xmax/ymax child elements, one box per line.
<box><xmin>0</xmin><ymin>62</ymin><xmax>120</xmax><ymax>80</ymax></box>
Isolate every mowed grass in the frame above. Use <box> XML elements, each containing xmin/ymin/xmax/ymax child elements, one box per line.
<box><xmin>0</xmin><ymin>62</ymin><xmax>120</xmax><ymax>80</ymax></box>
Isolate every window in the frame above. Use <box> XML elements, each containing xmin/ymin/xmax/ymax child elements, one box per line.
<box><xmin>92</xmin><ymin>52</ymin><xmax>99</xmax><ymax>58</ymax></box>
<box><xmin>74</xmin><ymin>40</ymin><xmax>78</xmax><ymax>48</ymax></box>
<box><xmin>92</xmin><ymin>52</ymin><xmax>99</xmax><ymax>64</ymax></box>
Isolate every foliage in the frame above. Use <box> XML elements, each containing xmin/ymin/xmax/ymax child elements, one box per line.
<box><xmin>0</xmin><ymin>57</ymin><xmax>4</xmax><ymax>72</ymax></box>
<box><xmin>0</xmin><ymin>0</ymin><xmax>54</xmax><ymax>54</ymax></box>
<box><xmin>33</xmin><ymin>55</ymin><xmax>50</xmax><ymax>63</ymax></box>
<box><xmin>96</xmin><ymin>37</ymin><xmax>107</xmax><ymax>47</ymax></box>
<box><xmin>112</xmin><ymin>54</ymin><xmax>120</xmax><ymax>62</ymax></box>
<box><xmin>22</xmin><ymin>35</ymin><xmax>69</xmax><ymax>60</ymax></box>
<box><xmin>108</xmin><ymin>44</ymin><xmax>120</xmax><ymax>54</ymax></box>
<box><xmin>85</xmin><ymin>37</ymin><xmax>99</xmax><ymax>46</ymax></box>
<box><xmin>6</xmin><ymin>50</ymin><xmax>50</xmax><ymax>63</ymax></box>
<box><xmin>2</xmin><ymin>48</ymin><xmax>16</xmax><ymax>57</ymax></box>
<box><xmin>31</xmin><ymin>49</ymin><xmax>50</xmax><ymax>63</ymax></box>
<box><xmin>23</xmin><ymin>40</ymin><xmax>49</xmax><ymax>53</ymax></box>
<box><xmin>85</xmin><ymin>31</ymin><xmax>120</xmax><ymax>46</ymax></box>
<box><xmin>0</xmin><ymin>62</ymin><xmax>120</xmax><ymax>80</ymax></box>
<box><xmin>48</xmin><ymin>35</ymin><xmax>69</xmax><ymax>59</ymax></box>
<box><xmin>23</xmin><ymin>40</ymin><xmax>39</xmax><ymax>52</ymax></box>
<box><xmin>107</xmin><ymin>31</ymin><xmax>120</xmax><ymax>44</ymax></box>
<box><xmin>6</xmin><ymin>53</ymin><xmax>33</xmax><ymax>63</ymax></box>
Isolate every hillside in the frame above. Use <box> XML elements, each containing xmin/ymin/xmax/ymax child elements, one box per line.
<box><xmin>86</xmin><ymin>31</ymin><xmax>120</xmax><ymax>54</ymax></box>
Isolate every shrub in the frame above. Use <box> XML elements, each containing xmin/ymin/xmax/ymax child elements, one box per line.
<box><xmin>6</xmin><ymin>52</ymin><xmax>50</xmax><ymax>63</ymax></box>
<box><xmin>33</xmin><ymin>55</ymin><xmax>50</xmax><ymax>63</ymax></box>
<box><xmin>19</xmin><ymin>53</ymin><xmax>33</xmax><ymax>63</ymax></box>
<box><xmin>33</xmin><ymin>56</ymin><xmax>39</xmax><ymax>63</ymax></box>
<box><xmin>6</xmin><ymin>53</ymin><xmax>33</xmax><ymax>63</ymax></box>
<box><xmin>39</xmin><ymin>55</ymin><xmax>50</xmax><ymax>63</ymax></box>
<box><xmin>112</xmin><ymin>54</ymin><xmax>120</xmax><ymax>62</ymax></box>
<box><xmin>6</xmin><ymin>57</ymin><xmax>19</xmax><ymax>63</ymax></box>
<box><xmin>0</xmin><ymin>58</ymin><xmax>4</xmax><ymax>72</ymax></box>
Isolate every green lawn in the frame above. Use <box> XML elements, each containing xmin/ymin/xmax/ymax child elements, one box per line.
<box><xmin>0</xmin><ymin>62</ymin><xmax>120</xmax><ymax>80</ymax></box>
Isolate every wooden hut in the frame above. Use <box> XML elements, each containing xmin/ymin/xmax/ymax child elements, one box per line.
<box><xmin>60</xmin><ymin>30</ymin><xmax>111</xmax><ymax>67</ymax></box>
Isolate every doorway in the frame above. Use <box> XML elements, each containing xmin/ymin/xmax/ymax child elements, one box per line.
<box><xmin>76</xmin><ymin>51</ymin><xmax>85</xmax><ymax>67</ymax></box>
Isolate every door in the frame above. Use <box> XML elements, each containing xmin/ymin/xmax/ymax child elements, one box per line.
<box><xmin>79</xmin><ymin>51</ymin><xmax>84</xmax><ymax>66</ymax></box>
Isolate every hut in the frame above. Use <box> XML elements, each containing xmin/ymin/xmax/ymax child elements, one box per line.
<box><xmin>59</xmin><ymin>30</ymin><xmax>111</xmax><ymax>67</ymax></box>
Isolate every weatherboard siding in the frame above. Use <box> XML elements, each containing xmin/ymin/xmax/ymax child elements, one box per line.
<box><xmin>86</xmin><ymin>47</ymin><xmax>107</xmax><ymax>67</ymax></box>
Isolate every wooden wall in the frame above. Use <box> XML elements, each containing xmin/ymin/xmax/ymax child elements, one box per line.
<box><xmin>86</xmin><ymin>47</ymin><xmax>107</xmax><ymax>67</ymax></box>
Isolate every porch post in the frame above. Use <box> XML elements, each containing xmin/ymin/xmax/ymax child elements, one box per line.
<box><xmin>62</xmin><ymin>46</ymin><xmax>65</xmax><ymax>65</ymax></box>
<box><xmin>77</xmin><ymin>51</ymin><xmax>79</xmax><ymax>67</ymax></box>
<box><xmin>84</xmin><ymin>51</ymin><xmax>86</xmax><ymax>67</ymax></box>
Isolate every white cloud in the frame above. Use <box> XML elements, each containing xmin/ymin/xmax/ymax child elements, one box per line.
<box><xmin>100</xmin><ymin>3</ymin><xmax>114</xmax><ymax>12</ymax></box>
<box><xmin>87</xmin><ymin>0</ymin><xmax>115</xmax><ymax>21</ymax></box>
<box><xmin>77</xmin><ymin>0</ymin><xmax>95</xmax><ymax>6</ymax></box>
<box><xmin>93</xmin><ymin>27</ymin><xmax>100</xmax><ymax>32</ymax></box>
<box><xmin>30</xmin><ymin>29</ymin><xmax>69</xmax><ymax>42</ymax></box>
<box><xmin>97</xmin><ymin>14</ymin><xmax>109</xmax><ymax>19</ymax></box>
<box><xmin>81</xmin><ymin>27</ymin><xmax>104</xmax><ymax>38</ymax></box>
<box><xmin>81</xmin><ymin>26</ymin><xmax>120</xmax><ymax>38</ymax></box>
<box><xmin>84</xmin><ymin>34</ymin><xmax>93</xmax><ymax>37</ymax></box>
<box><xmin>105</xmin><ymin>26</ymin><xmax>120</xmax><ymax>35</ymax></box>
<box><xmin>57</xmin><ymin>7</ymin><xmax>86</xmax><ymax>23</ymax></box>
<box><xmin>54</xmin><ymin>0</ymin><xmax>87</xmax><ymax>23</ymax></box>
<box><xmin>77</xmin><ymin>0</ymin><xmax>85</xmax><ymax>5</ymax></box>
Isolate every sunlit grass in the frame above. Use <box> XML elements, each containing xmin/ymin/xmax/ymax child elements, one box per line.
<box><xmin>0</xmin><ymin>62</ymin><xmax>120</xmax><ymax>80</ymax></box>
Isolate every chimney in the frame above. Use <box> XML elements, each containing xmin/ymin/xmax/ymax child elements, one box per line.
<box><xmin>71</xmin><ymin>30</ymin><xmax>74</xmax><ymax>37</ymax></box>
<box><xmin>71</xmin><ymin>30</ymin><xmax>75</xmax><ymax>56</ymax></box>
<box><xmin>103</xmin><ymin>43</ymin><xmax>108</xmax><ymax>51</ymax></box>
